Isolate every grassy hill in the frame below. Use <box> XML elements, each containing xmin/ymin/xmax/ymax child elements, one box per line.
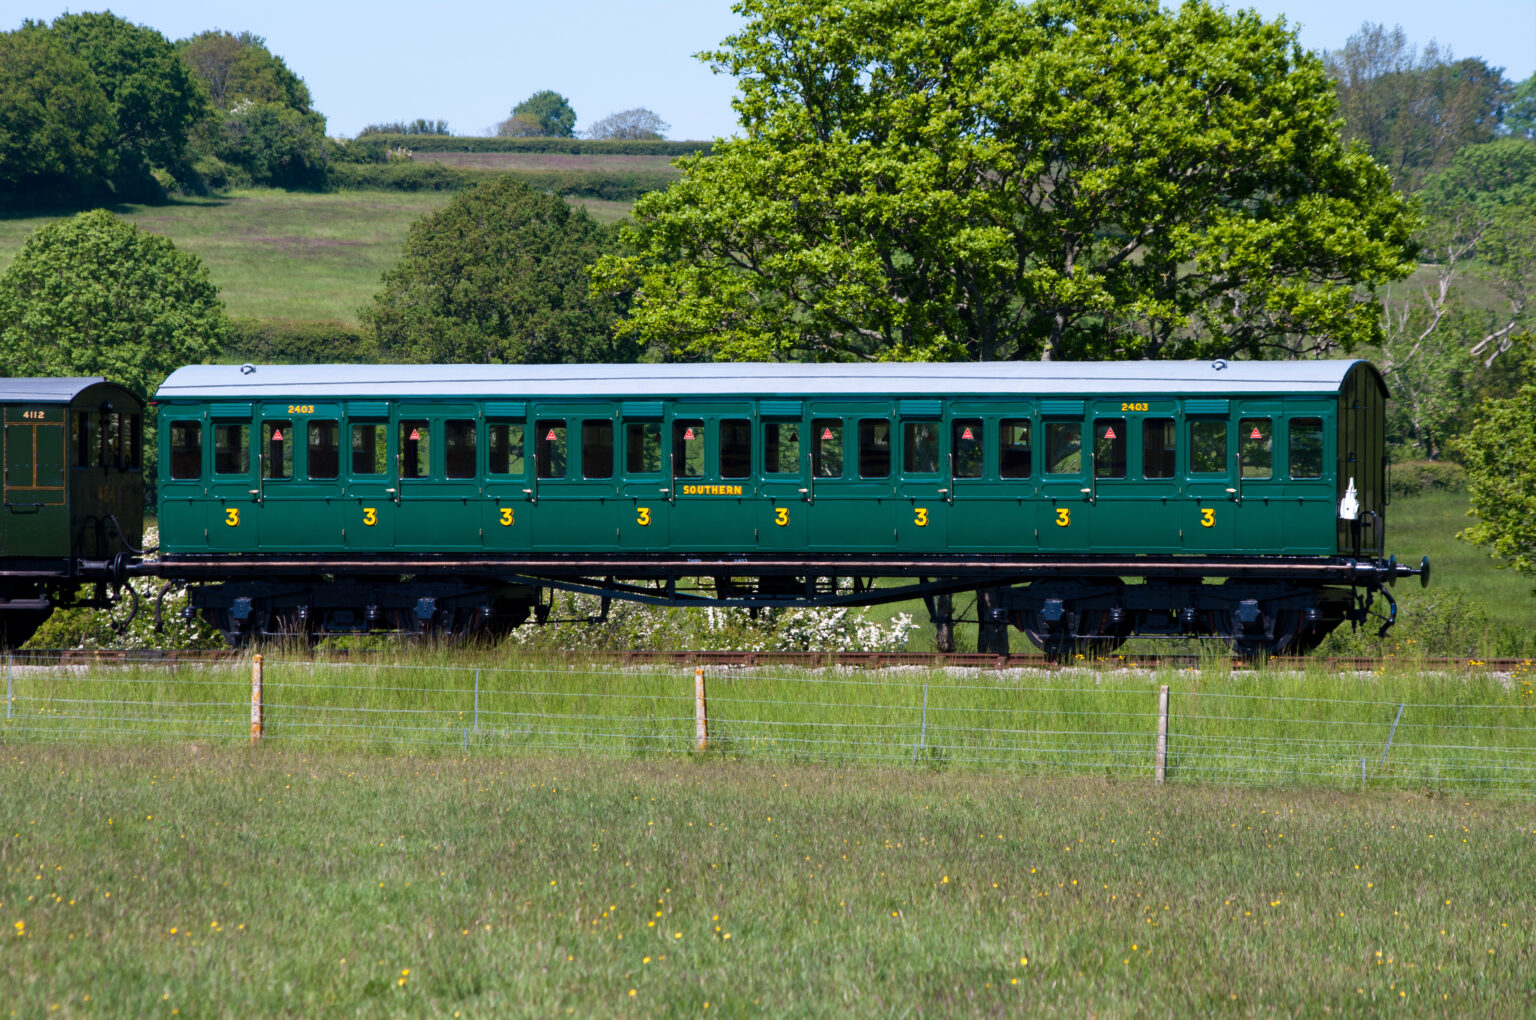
<box><xmin>0</xmin><ymin>188</ymin><xmax>634</xmax><ymax>327</ymax></box>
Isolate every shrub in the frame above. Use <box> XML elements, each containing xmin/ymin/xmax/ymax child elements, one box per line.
<box><xmin>1389</xmin><ymin>459</ymin><xmax>1467</xmax><ymax>498</ymax></box>
<box><xmin>354</xmin><ymin>135</ymin><xmax>712</xmax><ymax>156</ymax></box>
<box><xmin>223</xmin><ymin>318</ymin><xmax>379</xmax><ymax>363</ymax></box>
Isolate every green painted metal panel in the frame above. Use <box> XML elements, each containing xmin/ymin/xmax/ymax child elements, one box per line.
<box><xmin>209</xmin><ymin>402</ymin><xmax>251</xmax><ymax>418</ymax></box>
<box><xmin>486</xmin><ymin>400</ymin><xmax>527</xmax><ymax>418</ymax></box>
<box><xmin>1041</xmin><ymin>400</ymin><xmax>1084</xmax><ymax>415</ymax></box>
<box><xmin>349</xmin><ymin>401</ymin><xmax>390</xmax><ymax>418</ymax></box>
<box><xmin>759</xmin><ymin>400</ymin><xmax>802</xmax><ymax>418</ymax></box>
<box><xmin>620</xmin><ymin>400</ymin><xmax>663</xmax><ymax>418</ymax></box>
<box><xmin>898</xmin><ymin>399</ymin><xmax>942</xmax><ymax>418</ymax></box>
<box><xmin>1186</xmin><ymin>399</ymin><xmax>1229</xmax><ymax>414</ymax></box>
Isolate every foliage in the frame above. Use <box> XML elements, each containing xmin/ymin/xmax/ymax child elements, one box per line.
<box><xmin>324</xmin><ymin>161</ymin><xmax>672</xmax><ymax>200</ymax></box>
<box><xmin>353</xmin><ymin>135</ymin><xmax>711</xmax><ymax>156</ymax></box>
<box><xmin>358</xmin><ymin>119</ymin><xmax>451</xmax><ymax>137</ymax></box>
<box><xmin>509</xmin><ymin>89</ymin><xmax>577</xmax><ymax>138</ymax></box>
<box><xmin>585</xmin><ymin>107</ymin><xmax>670</xmax><ymax>140</ymax></box>
<box><xmin>1454</xmin><ymin>373</ymin><xmax>1536</xmax><ymax>589</ymax></box>
<box><xmin>510</xmin><ymin>590</ymin><xmax>918</xmax><ymax>652</ymax></box>
<box><xmin>1327</xmin><ymin>23</ymin><xmax>1513</xmax><ymax>190</ymax></box>
<box><xmin>223</xmin><ymin>318</ymin><xmax>378</xmax><ymax>364</ymax></box>
<box><xmin>1507</xmin><ymin>72</ymin><xmax>1536</xmax><ymax>141</ymax></box>
<box><xmin>362</xmin><ymin>177</ymin><xmax>635</xmax><ymax>364</ymax></box>
<box><xmin>178</xmin><ymin>30</ymin><xmax>326</xmax><ymax>189</ymax></box>
<box><xmin>494</xmin><ymin>112</ymin><xmax>545</xmax><ymax>138</ymax></box>
<box><xmin>1388</xmin><ymin>459</ymin><xmax>1467</xmax><ymax>498</ymax></box>
<box><xmin>0</xmin><ymin>24</ymin><xmax>117</xmax><ymax>205</ymax></box>
<box><xmin>49</xmin><ymin>12</ymin><xmax>209</xmax><ymax>195</ymax></box>
<box><xmin>595</xmin><ymin>0</ymin><xmax>1417</xmax><ymax>363</ymax></box>
<box><xmin>0</xmin><ymin>209</ymin><xmax>225</xmax><ymax>401</ymax></box>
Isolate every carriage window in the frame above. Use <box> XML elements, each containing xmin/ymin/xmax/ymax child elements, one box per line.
<box><xmin>262</xmin><ymin>421</ymin><xmax>292</xmax><ymax>479</ymax></box>
<box><xmin>169</xmin><ymin>421</ymin><xmax>201</xmax><ymax>479</ymax></box>
<box><xmin>1240</xmin><ymin>418</ymin><xmax>1272</xmax><ymax>479</ymax></box>
<box><xmin>720</xmin><ymin>419</ymin><xmax>751</xmax><ymax>479</ymax></box>
<box><xmin>125</xmin><ymin>414</ymin><xmax>141</xmax><ymax>469</ymax></box>
<box><xmin>763</xmin><ymin>422</ymin><xmax>800</xmax><ymax>475</ymax></box>
<box><xmin>488</xmin><ymin>423</ymin><xmax>525</xmax><ymax>475</ymax></box>
<box><xmin>1289</xmin><ymin>418</ymin><xmax>1323</xmax><ymax>479</ymax></box>
<box><xmin>625</xmin><ymin>422</ymin><xmax>661</xmax><ymax>474</ymax></box>
<box><xmin>903</xmin><ymin>422</ymin><xmax>939</xmax><ymax>474</ymax></box>
<box><xmin>949</xmin><ymin>419</ymin><xmax>983</xmax><ymax>478</ymax></box>
<box><xmin>1094</xmin><ymin>419</ymin><xmax>1126</xmax><ymax>479</ymax></box>
<box><xmin>1189</xmin><ymin>420</ymin><xmax>1227</xmax><ymax>474</ymax></box>
<box><xmin>307</xmin><ymin>421</ymin><xmax>339</xmax><ymax>479</ymax></box>
<box><xmin>1142</xmin><ymin>418</ymin><xmax>1176</xmax><ymax>479</ymax></box>
<box><xmin>75</xmin><ymin>412</ymin><xmax>94</xmax><ymax>468</ymax></box>
<box><xmin>213</xmin><ymin>423</ymin><xmax>250</xmax><ymax>475</ymax></box>
<box><xmin>859</xmin><ymin>419</ymin><xmax>891</xmax><ymax>478</ymax></box>
<box><xmin>351</xmin><ymin>423</ymin><xmax>388</xmax><ymax>475</ymax></box>
<box><xmin>400</xmin><ymin>421</ymin><xmax>430</xmax><ymax>478</ymax></box>
<box><xmin>536</xmin><ymin>420</ymin><xmax>567</xmax><ymax>479</ymax></box>
<box><xmin>445</xmin><ymin>419</ymin><xmax>477</xmax><ymax>479</ymax></box>
<box><xmin>1044</xmin><ymin>422</ymin><xmax>1082</xmax><ymax>474</ymax></box>
<box><xmin>999</xmin><ymin>419</ymin><xmax>1031</xmax><ymax>478</ymax></box>
<box><xmin>582</xmin><ymin>420</ymin><xmax>614</xmax><ymax>479</ymax></box>
<box><xmin>100</xmin><ymin>413</ymin><xmax>122</xmax><ymax>468</ymax></box>
<box><xmin>812</xmin><ymin>420</ymin><xmax>843</xmax><ymax>478</ymax></box>
<box><xmin>673</xmin><ymin>420</ymin><xmax>704</xmax><ymax>478</ymax></box>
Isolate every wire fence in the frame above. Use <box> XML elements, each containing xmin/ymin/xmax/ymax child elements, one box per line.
<box><xmin>3</xmin><ymin>652</ymin><xmax>1535</xmax><ymax>795</ymax></box>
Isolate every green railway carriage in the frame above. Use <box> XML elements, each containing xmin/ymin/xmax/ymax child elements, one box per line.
<box><xmin>151</xmin><ymin>360</ymin><xmax>1425</xmax><ymax>655</ymax></box>
<box><xmin>0</xmin><ymin>378</ymin><xmax>144</xmax><ymax>647</ymax></box>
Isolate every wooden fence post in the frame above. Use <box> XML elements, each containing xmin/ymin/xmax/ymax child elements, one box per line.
<box><xmin>695</xmin><ymin>666</ymin><xmax>708</xmax><ymax>751</ymax></box>
<box><xmin>250</xmin><ymin>654</ymin><xmax>264</xmax><ymax>745</ymax></box>
<box><xmin>1154</xmin><ymin>684</ymin><xmax>1169</xmax><ymax>783</ymax></box>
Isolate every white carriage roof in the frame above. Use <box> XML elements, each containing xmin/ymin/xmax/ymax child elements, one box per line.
<box><xmin>156</xmin><ymin>360</ymin><xmax>1375</xmax><ymax>400</ymax></box>
<box><xmin>0</xmin><ymin>377</ymin><xmax>111</xmax><ymax>403</ymax></box>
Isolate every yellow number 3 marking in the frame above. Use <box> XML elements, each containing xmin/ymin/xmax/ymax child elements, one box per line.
<box><xmin>914</xmin><ymin>507</ymin><xmax>929</xmax><ymax>527</ymax></box>
<box><xmin>499</xmin><ymin>507</ymin><xmax>514</xmax><ymax>527</ymax></box>
<box><xmin>1056</xmin><ymin>508</ymin><xmax>1071</xmax><ymax>527</ymax></box>
<box><xmin>637</xmin><ymin>506</ymin><xmax>652</xmax><ymax>526</ymax></box>
<box><xmin>362</xmin><ymin>507</ymin><xmax>377</xmax><ymax>527</ymax></box>
<box><xmin>224</xmin><ymin>508</ymin><xmax>240</xmax><ymax>527</ymax></box>
<box><xmin>774</xmin><ymin>507</ymin><xmax>789</xmax><ymax>526</ymax></box>
<box><xmin>1200</xmin><ymin>507</ymin><xmax>1215</xmax><ymax>528</ymax></box>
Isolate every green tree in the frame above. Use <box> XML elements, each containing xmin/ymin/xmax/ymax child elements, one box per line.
<box><xmin>177</xmin><ymin>30</ymin><xmax>326</xmax><ymax>188</ymax></box>
<box><xmin>1507</xmin><ymin>73</ymin><xmax>1536</xmax><ymax>140</ymax></box>
<box><xmin>510</xmin><ymin>90</ymin><xmax>577</xmax><ymax>138</ymax></box>
<box><xmin>0</xmin><ymin>210</ymin><xmax>226</xmax><ymax>400</ymax></box>
<box><xmin>0</xmin><ymin>23</ymin><xmax>117</xmax><ymax>203</ymax></box>
<box><xmin>50</xmin><ymin>11</ymin><xmax>208</xmax><ymax>193</ymax></box>
<box><xmin>362</xmin><ymin>177</ymin><xmax>634</xmax><ymax>364</ymax></box>
<box><xmin>1455</xmin><ymin>367</ymin><xmax>1536</xmax><ymax>589</ymax></box>
<box><xmin>1327</xmin><ymin>23</ymin><xmax>1512</xmax><ymax>190</ymax></box>
<box><xmin>594</xmin><ymin>0</ymin><xmax>1416</xmax><ymax>363</ymax></box>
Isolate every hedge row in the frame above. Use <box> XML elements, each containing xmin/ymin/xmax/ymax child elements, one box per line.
<box><xmin>326</xmin><ymin>162</ymin><xmax>674</xmax><ymax>200</ymax></box>
<box><xmin>1389</xmin><ymin>459</ymin><xmax>1468</xmax><ymax>497</ymax></box>
<box><xmin>223</xmin><ymin>319</ymin><xmax>380</xmax><ymax>364</ymax></box>
<box><xmin>354</xmin><ymin>135</ymin><xmax>713</xmax><ymax>156</ymax></box>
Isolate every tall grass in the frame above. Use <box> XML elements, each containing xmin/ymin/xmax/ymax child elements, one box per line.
<box><xmin>4</xmin><ymin>652</ymin><xmax>1533</xmax><ymax>795</ymax></box>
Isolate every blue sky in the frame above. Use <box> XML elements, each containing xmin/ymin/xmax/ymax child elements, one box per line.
<box><xmin>13</xmin><ymin>0</ymin><xmax>1534</xmax><ymax>140</ymax></box>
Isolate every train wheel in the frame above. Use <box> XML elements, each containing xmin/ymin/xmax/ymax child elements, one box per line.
<box><xmin>1016</xmin><ymin>608</ymin><xmax>1127</xmax><ymax>663</ymax></box>
<box><xmin>1221</xmin><ymin>607</ymin><xmax>1301</xmax><ymax>660</ymax></box>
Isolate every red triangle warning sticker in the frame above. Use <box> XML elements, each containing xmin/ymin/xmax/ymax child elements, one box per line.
<box><xmin>544</xmin><ymin>429</ymin><xmax>557</xmax><ymax>442</ymax></box>
<box><xmin>821</xmin><ymin>428</ymin><xmax>834</xmax><ymax>440</ymax></box>
<box><xmin>1103</xmin><ymin>426</ymin><xmax>1117</xmax><ymax>440</ymax></box>
<box><xmin>408</xmin><ymin>428</ymin><xmax>420</xmax><ymax>441</ymax></box>
<box><xmin>684</xmin><ymin>427</ymin><xmax>696</xmax><ymax>441</ymax></box>
<box><xmin>1249</xmin><ymin>426</ymin><xmax>1262</xmax><ymax>439</ymax></box>
<box><xmin>271</xmin><ymin>428</ymin><xmax>283</xmax><ymax>441</ymax></box>
<box><xmin>961</xmin><ymin>427</ymin><xmax>974</xmax><ymax>441</ymax></box>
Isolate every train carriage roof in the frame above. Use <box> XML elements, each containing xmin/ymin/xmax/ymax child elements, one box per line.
<box><xmin>156</xmin><ymin>360</ymin><xmax>1385</xmax><ymax>400</ymax></box>
<box><xmin>0</xmin><ymin>377</ymin><xmax>140</xmax><ymax>405</ymax></box>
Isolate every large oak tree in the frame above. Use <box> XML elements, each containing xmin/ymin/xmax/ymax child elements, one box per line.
<box><xmin>594</xmin><ymin>0</ymin><xmax>1418</xmax><ymax>363</ymax></box>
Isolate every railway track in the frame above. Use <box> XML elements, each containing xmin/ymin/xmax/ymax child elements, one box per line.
<box><xmin>4</xmin><ymin>647</ymin><xmax>1528</xmax><ymax>672</ymax></box>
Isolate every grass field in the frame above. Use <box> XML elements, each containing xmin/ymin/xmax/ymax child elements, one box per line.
<box><xmin>0</xmin><ymin>191</ymin><xmax>457</xmax><ymax>326</ymax></box>
<box><xmin>2</xmin><ymin>746</ymin><xmax>1532</xmax><ymax>1017</ymax></box>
